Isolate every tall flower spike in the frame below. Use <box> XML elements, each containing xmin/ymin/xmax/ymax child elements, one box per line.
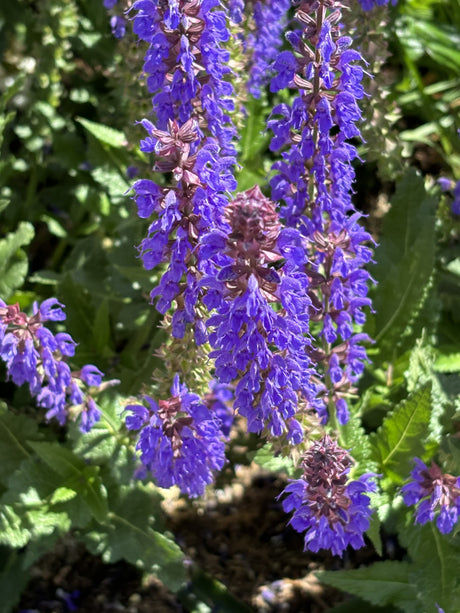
<box><xmin>268</xmin><ymin>0</ymin><xmax>374</xmax><ymax>425</ymax></box>
<box><xmin>0</xmin><ymin>299</ymin><xmax>106</xmax><ymax>432</ymax></box>
<box><xmin>201</xmin><ymin>186</ymin><xmax>324</xmax><ymax>441</ymax></box>
<box><xmin>130</xmin><ymin>0</ymin><xmax>238</xmax><ymax>337</ymax></box>
<box><xmin>402</xmin><ymin>458</ymin><xmax>460</xmax><ymax>534</ymax></box>
<box><xmin>280</xmin><ymin>435</ymin><xmax>376</xmax><ymax>556</ymax></box>
<box><xmin>125</xmin><ymin>375</ymin><xmax>226</xmax><ymax>497</ymax></box>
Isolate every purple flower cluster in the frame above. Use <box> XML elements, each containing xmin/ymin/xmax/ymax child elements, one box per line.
<box><xmin>125</xmin><ymin>375</ymin><xmax>226</xmax><ymax>497</ymax></box>
<box><xmin>402</xmin><ymin>458</ymin><xmax>460</xmax><ymax>534</ymax></box>
<box><xmin>280</xmin><ymin>435</ymin><xmax>376</xmax><ymax>556</ymax></box>
<box><xmin>268</xmin><ymin>0</ymin><xmax>374</xmax><ymax>425</ymax></box>
<box><xmin>129</xmin><ymin>0</ymin><xmax>237</xmax><ymax>337</ymax></box>
<box><xmin>133</xmin><ymin>117</ymin><xmax>235</xmax><ymax>337</ymax></box>
<box><xmin>201</xmin><ymin>186</ymin><xmax>323</xmax><ymax>440</ymax></box>
<box><xmin>0</xmin><ymin>299</ymin><xmax>105</xmax><ymax>432</ymax></box>
<box><xmin>227</xmin><ymin>0</ymin><xmax>291</xmax><ymax>98</ymax></box>
<box><xmin>130</xmin><ymin>0</ymin><xmax>236</xmax><ymax>155</ymax></box>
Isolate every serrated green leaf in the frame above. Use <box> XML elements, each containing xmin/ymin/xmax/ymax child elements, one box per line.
<box><xmin>405</xmin><ymin>341</ymin><xmax>445</xmax><ymax>444</ymax></box>
<box><xmin>0</xmin><ymin>222</ymin><xmax>35</xmax><ymax>299</ymax></box>
<box><xmin>27</xmin><ymin>442</ymin><xmax>108</xmax><ymax>523</ymax></box>
<box><xmin>434</xmin><ymin>351</ymin><xmax>460</xmax><ymax>373</ymax></box>
<box><xmin>340</xmin><ymin>417</ymin><xmax>378</xmax><ymax>475</ymax></box>
<box><xmin>317</xmin><ymin>561</ymin><xmax>419</xmax><ymax>613</ymax></box>
<box><xmin>76</xmin><ymin>116</ymin><xmax>127</xmax><ymax>149</ymax></box>
<box><xmin>82</xmin><ymin>484</ymin><xmax>185</xmax><ymax>592</ymax></box>
<box><xmin>49</xmin><ymin>487</ymin><xmax>77</xmax><ymax>504</ymax></box>
<box><xmin>369</xmin><ymin>384</ymin><xmax>432</xmax><ymax>483</ymax></box>
<box><xmin>365</xmin><ymin>169</ymin><xmax>437</xmax><ymax>359</ymax></box>
<box><xmin>0</xmin><ymin>506</ymin><xmax>30</xmax><ymax>548</ymax></box>
<box><xmin>398</xmin><ymin>522</ymin><xmax>460</xmax><ymax>613</ymax></box>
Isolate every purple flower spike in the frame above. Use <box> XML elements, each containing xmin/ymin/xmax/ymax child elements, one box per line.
<box><xmin>268</xmin><ymin>0</ymin><xmax>374</xmax><ymax>424</ymax></box>
<box><xmin>402</xmin><ymin>458</ymin><xmax>460</xmax><ymax>534</ymax></box>
<box><xmin>125</xmin><ymin>377</ymin><xmax>226</xmax><ymax>497</ymax></box>
<box><xmin>280</xmin><ymin>435</ymin><xmax>376</xmax><ymax>556</ymax></box>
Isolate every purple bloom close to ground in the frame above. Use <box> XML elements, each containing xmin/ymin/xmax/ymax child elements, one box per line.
<box><xmin>402</xmin><ymin>458</ymin><xmax>460</xmax><ymax>534</ymax></box>
<box><xmin>280</xmin><ymin>435</ymin><xmax>376</xmax><ymax>556</ymax></box>
<box><xmin>125</xmin><ymin>375</ymin><xmax>226</xmax><ymax>497</ymax></box>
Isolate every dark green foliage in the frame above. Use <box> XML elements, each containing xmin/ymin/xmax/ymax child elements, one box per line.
<box><xmin>365</xmin><ymin>169</ymin><xmax>437</xmax><ymax>361</ymax></box>
<box><xmin>369</xmin><ymin>384</ymin><xmax>432</xmax><ymax>483</ymax></box>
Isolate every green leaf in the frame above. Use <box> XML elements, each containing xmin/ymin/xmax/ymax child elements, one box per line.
<box><xmin>405</xmin><ymin>341</ymin><xmax>446</xmax><ymax>445</ymax></box>
<box><xmin>82</xmin><ymin>483</ymin><xmax>185</xmax><ymax>592</ymax></box>
<box><xmin>365</xmin><ymin>169</ymin><xmax>437</xmax><ymax>359</ymax></box>
<box><xmin>366</xmin><ymin>513</ymin><xmax>383</xmax><ymax>557</ymax></box>
<box><xmin>239</xmin><ymin>96</ymin><xmax>269</xmax><ymax>163</ymax></box>
<box><xmin>317</xmin><ymin>561</ymin><xmax>419</xmax><ymax>613</ymax></box>
<box><xmin>0</xmin><ymin>547</ymin><xmax>36</xmax><ymax>613</ymax></box>
<box><xmin>340</xmin><ymin>417</ymin><xmax>378</xmax><ymax>475</ymax></box>
<box><xmin>325</xmin><ymin>599</ymin><xmax>401</xmax><ymax>613</ymax></box>
<box><xmin>434</xmin><ymin>351</ymin><xmax>460</xmax><ymax>373</ymax></box>
<box><xmin>185</xmin><ymin>565</ymin><xmax>254</xmax><ymax>613</ymax></box>
<box><xmin>0</xmin><ymin>222</ymin><xmax>35</xmax><ymax>299</ymax></box>
<box><xmin>369</xmin><ymin>384</ymin><xmax>432</xmax><ymax>483</ymax></box>
<box><xmin>0</xmin><ymin>405</ymin><xmax>42</xmax><ymax>485</ymax></box>
<box><xmin>76</xmin><ymin>116</ymin><xmax>127</xmax><ymax>149</ymax></box>
<box><xmin>250</xmin><ymin>444</ymin><xmax>296</xmax><ymax>476</ymax></box>
<box><xmin>398</xmin><ymin>521</ymin><xmax>460</xmax><ymax>613</ymax></box>
<box><xmin>0</xmin><ymin>506</ymin><xmax>30</xmax><ymax>548</ymax></box>
<box><xmin>93</xmin><ymin>299</ymin><xmax>112</xmax><ymax>356</ymax></box>
<box><xmin>27</xmin><ymin>442</ymin><xmax>108</xmax><ymax>523</ymax></box>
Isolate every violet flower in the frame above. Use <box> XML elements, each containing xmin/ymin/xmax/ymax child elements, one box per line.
<box><xmin>125</xmin><ymin>375</ymin><xmax>226</xmax><ymax>497</ymax></box>
<box><xmin>280</xmin><ymin>435</ymin><xmax>376</xmax><ymax>556</ymax></box>
<box><xmin>129</xmin><ymin>0</ymin><xmax>237</xmax><ymax>337</ymax></box>
<box><xmin>201</xmin><ymin>186</ymin><xmax>324</xmax><ymax>441</ymax></box>
<box><xmin>0</xmin><ymin>299</ymin><xmax>106</xmax><ymax>432</ymax></box>
<box><xmin>402</xmin><ymin>458</ymin><xmax>460</xmax><ymax>534</ymax></box>
<box><xmin>268</xmin><ymin>0</ymin><xmax>374</xmax><ymax>425</ymax></box>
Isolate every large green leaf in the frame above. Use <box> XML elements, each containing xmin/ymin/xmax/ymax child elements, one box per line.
<box><xmin>27</xmin><ymin>441</ymin><xmax>108</xmax><ymax>523</ymax></box>
<box><xmin>82</xmin><ymin>484</ymin><xmax>185</xmax><ymax>592</ymax></box>
<box><xmin>0</xmin><ymin>222</ymin><xmax>35</xmax><ymax>299</ymax></box>
<box><xmin>365</xmin><ymin>169</ymin><xmax>437</xmax><ymax>360</ymax></box>
<box><xmin>369</xmin><ymin>384</ymin><xmax>432</xmax><ymax>483</ymax></box>
<box><xmin>318</xmin><ymin>561</ymin><xmax>419</xmax><ymax>613</ymax></box>
<box><xmin>398</xmin><ymin>521</ymin><xmax>460</xmax><ymax>613</ymax></box>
